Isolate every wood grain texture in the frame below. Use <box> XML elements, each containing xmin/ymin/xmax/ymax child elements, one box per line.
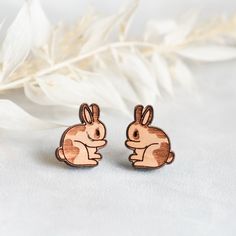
<box><xmin>125</xmin><ymin>105</ymin><xmax>175</xmax><ymax>169</ymax></box>
<box><xmin>55</xmin><ymin>103</ymin><xmax>107</xmax><ymax>167</ymax></box>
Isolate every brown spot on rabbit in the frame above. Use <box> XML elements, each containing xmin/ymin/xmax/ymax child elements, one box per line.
<box><xmin>63</xmin><ymin>139</ymin><xmax>80</xmax><ymax>162</ymax></box>
<box><xmin>55</xmin><ymin>103</ymin><xmax>107</xmax><ymax>167</ymax></box>
<box><xmin>149</xmin><ymin>127</ymin><xmax>167</xmax><ymax>139</ymax></box>
<box><xmin>125</xmin><ymin>105</ymin><xmax>175</xmax><ymax>169</ymax></box>
<box><xmin>67</xmin><ymin>125</ymin><xmax>85</xmax><ymax>136</ymax></box>
<box><xmin>153</xmin><ymin>142</ymin><xmax>170</xmax><ymax>166</ymax></box>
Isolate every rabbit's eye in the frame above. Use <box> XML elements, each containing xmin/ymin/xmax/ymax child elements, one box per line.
<box><xmin>133</xmin><ymin>130</ymin><xmax>139</xmax><ymax>139</ymax></box>
<box><xmin>95</xmin><ymin>128</ymin><xmax>100</xmax><ymax>138</ymax></box>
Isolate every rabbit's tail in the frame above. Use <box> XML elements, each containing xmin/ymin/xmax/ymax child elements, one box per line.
<box><xmin>55</xmin><ymin>147</ymin><xmax>65</xmax><ymax>161</ymax></box>
<box><xmin>166</xmin><ymin>151</ymin><xmax>175</xmax><ymax>164</ymax></box>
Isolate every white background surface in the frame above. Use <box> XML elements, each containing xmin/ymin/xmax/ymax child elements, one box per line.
<box><xmin>0</xmin><ymin>1</ymin><xmax>236</xmax><ymax>236</ymax></box>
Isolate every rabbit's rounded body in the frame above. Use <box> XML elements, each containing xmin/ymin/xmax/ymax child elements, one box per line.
<box><xmin>55</xmin><ymin>104</ymin><xmax>107</xmax><ymax>167</ymax></box>
<box><xmin>126</xmin><ymin>105</ymin><xmax>175</xmax><ymax>169</ymax></box>
<box><xmin>128</xmin><ymin>127</ymin><xmax>174</xmax><ymax>168</ymax></box>
<box><xmin>56</xmin><ymin>125</ymin><xmax>98</xmax><ymax>166</ymax></box>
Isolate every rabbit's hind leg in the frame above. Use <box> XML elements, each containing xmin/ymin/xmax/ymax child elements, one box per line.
<box><xmin>133</xmin><ymin>144</ymin><xmax>159</xmax><ymax>168</ymax></box>
<box><xmin>129</xmin><ymin>149</ymin><xmax>144</xmax><ymax>162</ymax></box>
<box><xmin>64</xmin><ymin>140</ymin><xmax>97</xmax><ymax>166</ymax></box>
<box><xmin>88</xmin><ymin>147</ymin><xmax>102</xmax><ymax>160</ymax></box>
<box><xmin>73</xmin><ymin>144</ymin><xmax>98</xmax><ymax>166</ymax></box>
<box><xmin>76</xmin><ymin>157</ymin><xmax>98</xmax><ymax>167</ymax></box>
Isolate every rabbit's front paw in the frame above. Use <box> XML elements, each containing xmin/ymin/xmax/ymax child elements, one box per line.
<box><xmin>91</xmin><ymin>153</ymin><xmax>102</xmax><ymax>160</ymax></box>
<box><xmin>129</xmin><ymin>153</ymin><xmax>142</xmax><ymax>162</ymax></box>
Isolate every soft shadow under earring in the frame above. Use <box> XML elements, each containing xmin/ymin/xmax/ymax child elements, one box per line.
<box><xmin>55</xmin><ymin>103</ymin><xmax>107</xmax><ymax>167</ymax></box>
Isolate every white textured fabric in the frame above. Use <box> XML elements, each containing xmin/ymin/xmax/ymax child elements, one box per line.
<box><xmin>1</xmin><ymin>1</ymin><xmax>236</xmax><ymax>236</ymax></box>
<box><xmin>0</xmin><ymin>61</ymin><xmax>235</xmax><ymax>236</ymax></box>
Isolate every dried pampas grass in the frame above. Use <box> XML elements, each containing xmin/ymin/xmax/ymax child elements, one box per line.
<box><xmin>0</xmin><ymin>0</ymin><xmax>236</xmax><ymax>130</ymax></box>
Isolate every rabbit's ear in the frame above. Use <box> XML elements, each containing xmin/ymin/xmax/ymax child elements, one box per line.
<box><xmin>79</xmin><ymin>103</ymin><xmax>93</xmax><ymax>124</ymax></box>
<box><xmin>141</xmin><ymin>106</ymin><xmax>153</xmax><ymax>126</ymax></box>
<box><xmin>134</xmin><ymin>105</ymin><xmax>144</xmax><ymax>123</ymax></box>
<box><xmin>90</xmin><ymin>103</ymin><xmax>100</xmax><ymax>121</ymax></box>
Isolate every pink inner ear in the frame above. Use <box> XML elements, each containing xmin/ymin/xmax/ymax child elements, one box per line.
<box><xmin>84</xmin><ymin>108</ymin><xmax>92</xmax><ymax>123</ymax></box>
<box><xmin>142</xmin><ymin>110</ymin><xmax>151</xmax><ymax>124</ymax></box>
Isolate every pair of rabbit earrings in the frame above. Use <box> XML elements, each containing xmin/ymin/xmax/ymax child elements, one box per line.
<box><xmin>55</xmin><ymin>103</ymin><xmax>175</xmax><ymax>169</ymax></box>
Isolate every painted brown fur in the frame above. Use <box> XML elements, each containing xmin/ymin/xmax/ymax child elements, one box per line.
<box><xmin>125</xmin><ymin>105</ymin><xmax>175</xmax><ymax>169</ymax></box>
<box><xmin>55</xmin><ymin>103</ymin><xmax>107</xmax><ymax>167</ymax></box>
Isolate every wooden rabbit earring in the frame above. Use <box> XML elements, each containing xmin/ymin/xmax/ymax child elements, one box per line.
<box><xmin>125</xmin><ymin>105</ymin><xmax>175</xmax><ymax>169</ymax></box>
<box><xmin>55</xmin><ymin>103</ymin><xmax>107</xmax><ymax>167</ymax></box>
